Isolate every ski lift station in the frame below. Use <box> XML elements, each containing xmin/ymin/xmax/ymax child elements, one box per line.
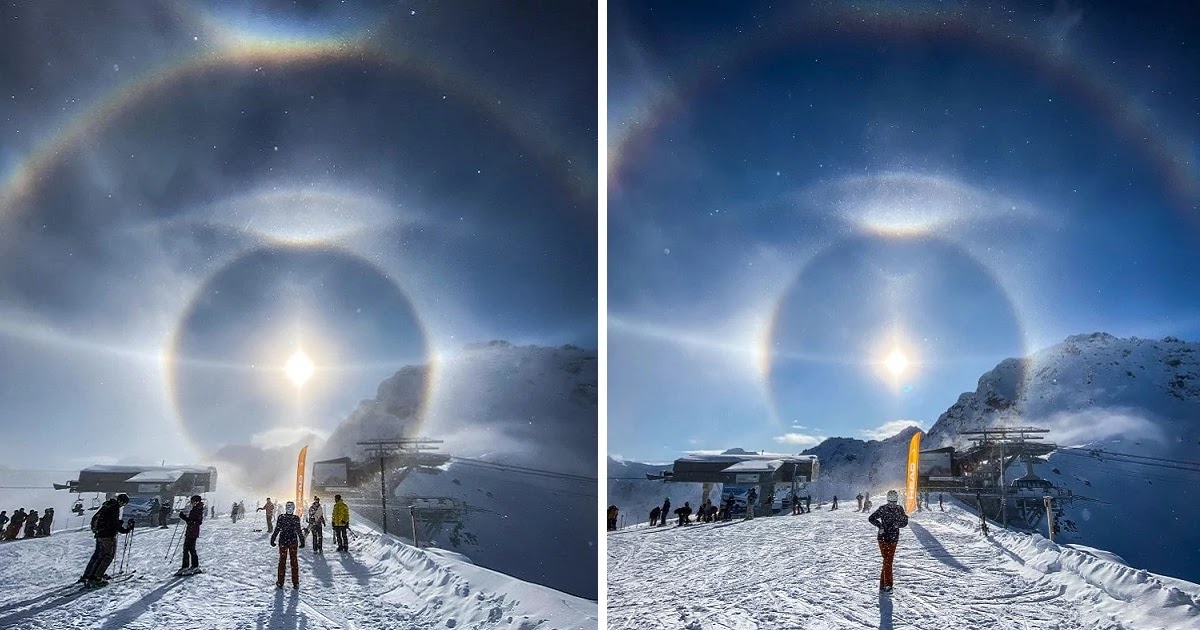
<box><xmin>53</xmin><ymin>465</ymin><xmax>218</xmax><ymax>519</ymax></box>
<box><xmin>652</xmin><ymin>449</ymin><xmax>819</xmax><ymax>515</ymax></box>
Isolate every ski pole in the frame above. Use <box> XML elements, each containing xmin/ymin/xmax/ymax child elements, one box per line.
<box><xmin>117</xmin><ymin>526</ymin><xmax>133</xmax><ymax>575</ymax></box>
<box><xmin>163</xmin><ymin>516</ymin><xmax>182</xmax><ymax>560</ymax></box>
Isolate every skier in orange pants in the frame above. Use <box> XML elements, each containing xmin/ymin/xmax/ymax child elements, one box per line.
<box><xmin>868</xmin><ymin>490</ymin><xmax>909</xmax><ymax>592</ymax></box>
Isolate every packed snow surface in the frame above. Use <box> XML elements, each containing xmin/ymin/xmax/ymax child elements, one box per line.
<box><xmin>607</xmin><ymin>500</ymin><xmax>1200</xmax><ymax>629</ymax></box>
<box><xmin>0</xmin><ymin>513</ymin><xmax>595</xmax><ymax>629</ymax></box>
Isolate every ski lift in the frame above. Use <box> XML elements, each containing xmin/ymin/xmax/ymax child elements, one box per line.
<box><xmin>72</xmin><ymin>499</ymin><xmax>85</xmax><ymax>516</ymax></box>
<box><xmin>89</xmin><ymin>494</ymin><xmax>101</xmax><ymax>511</ymax></box>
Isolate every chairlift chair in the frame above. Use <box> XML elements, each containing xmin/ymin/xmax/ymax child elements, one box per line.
<box><xmin>89</xmin><ymin>494</ymin><xmax>101</xmax><ymax>511</ymax></box>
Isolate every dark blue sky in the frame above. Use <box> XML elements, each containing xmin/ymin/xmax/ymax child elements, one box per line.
<box><xmin>0</xmin><ymin>0</ymin><xmax>595</xmax><ymax>467</ymax></box>
<box><xmin>608</xmin><ymin>1</ymin><xmax>1200</xmax><ymax>462</ymax></box>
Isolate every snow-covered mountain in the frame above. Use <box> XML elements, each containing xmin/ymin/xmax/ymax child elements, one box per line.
<box><xmin>607</xmin><ymin>499</ymin><xmax>1200</xmax><ymax>629</ymax></box>
<box><xmin>916</xmin><ymin>333</ymin><xmax>1200</xmax><ymax>585</ymax></box>
<box><xmin>608</xmin><ymin>334</ymin><xmax>1200</xmax><ymax>584</ymax></box>
<box><xmin>0</xmin><ymin>509</ymin><xmax>596</xmax><ymax>629</ymax></box>
<box><xmin>319</xmin><ymin>341</ymin><xmax>598</xmax><ymax>599</ymax></box>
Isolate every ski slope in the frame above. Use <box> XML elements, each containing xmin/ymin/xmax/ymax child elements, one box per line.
<box><xmin>606</xmin><ymin>500</ymin><xmax>1200</xmax><ymax>630</ymax></box>
<box><xmin>0</xmin><ymin>513</ymin><xmax>595</xmax><ymax>630</ymax></box>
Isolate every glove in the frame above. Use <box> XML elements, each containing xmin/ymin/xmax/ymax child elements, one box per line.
<box><xmin>127</xmin><ymin>519</ymin><xmax>135</xmax><ymax>529</ymax></box>
<box><xmin>270</xmin><ymin>541</ymin><xmax>276</xmax><ymax>547</ymax></box>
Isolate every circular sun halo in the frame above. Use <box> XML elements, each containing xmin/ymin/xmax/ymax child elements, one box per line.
<box><xmin>884</xmin><ymin>349</ymin><xmax>908</xmax><ymax>376</ymax></box>
<box><xmin>284</xmin><ymin>351</ymin><xmax>315</xmax><ymax>387</ymax></box>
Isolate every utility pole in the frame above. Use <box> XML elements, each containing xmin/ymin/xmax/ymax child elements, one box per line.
<box><xmin>356</xmin><ymin>438</ymin><xmax>445</xmax><ymax>540</ymax></box>
<box><xmin>380</xmin><ymin>455</ymin><xmax>388</xmax><ymax>535</ymax></box>
<box><xmin>998</xmin><ymin>441</ymin><xmax>1007</xmax><ymax>528</ymax></box>
<box><xmin>1044</xmin><ymin>496</ymin><xmax>1054</xmax><ymax>542</ymax></box>
<box><xmin>410</xmin><ymin>505</ymin><xmax>419</xmax><ymax>548</ymax></box>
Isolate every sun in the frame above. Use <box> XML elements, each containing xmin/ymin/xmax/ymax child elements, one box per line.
<box><xmin>284</xmin><ymin>350</ymin><xmax>315</xmax><ymax>386</ymax></box>
<box><xmin>884</xmin><ymin>349</ymin><xmax>909</xmax><ymax>376</ymax></box>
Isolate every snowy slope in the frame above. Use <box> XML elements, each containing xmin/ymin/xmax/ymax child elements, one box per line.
<box><xmin>607</xmin><ymin>503</ymin><xmax>1200</xmax><ymax>629</ymax></box>
<box><xmin>318</xmin><ymin>342</ymin><xmax>598</xmax><ymax>599</ymax></box>
<box><xmin>917</xmin><ymin>333</ymin><xmax>1200</xmax><ymax>583</ymax></box>
<box><xmin>348</xmin><ymin>459</ymin><xmax>597</xmax><ymax>600</ymax></box>
<box><xmin>0</xmin><ymin>510</ymin><xmax>595</xmax><ymax>630</ymax></box>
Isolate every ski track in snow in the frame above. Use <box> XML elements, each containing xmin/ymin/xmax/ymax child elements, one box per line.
<box><xmin>608</xmin><ymin>505</ymin><xmax>1161</xmax><ymax>630</ymax></box>
<box><xmin>0</xmin><ymin>517</ymin><xmax>594</xmax><ymax>629</ymax></box>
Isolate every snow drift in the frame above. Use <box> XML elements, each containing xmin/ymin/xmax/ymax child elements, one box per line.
<box><xmin>0</xmin><ymin>509</ymin><xmax>595</xmax><ymax>629</ymax></box>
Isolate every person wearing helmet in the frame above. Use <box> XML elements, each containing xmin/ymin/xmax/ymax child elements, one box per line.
<box><xmin>176</xmin><ymin>495</ymin><xmax>205</xmax><ymax>576</ymax></box>
<box><xmin>868</xmin><ymin>490</ymin><xmax>909</xmax><ymax>593</ymax></box>
<box><xmin>271</xmin><ymin>500</ymin><xmax>305</xmax><ymax>588</ymax></box>
<box><xmin>80</xmin><ymin>493</ymin><xmax>133</xmax><ymax>586</ymax></box>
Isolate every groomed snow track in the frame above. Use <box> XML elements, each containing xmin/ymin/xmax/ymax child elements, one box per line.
<box><xmin>0</xmin><ymin>514</ymin><xmax>595</xmax><ymax>629</ymax></box>
<box><xmin>607</xmin><ymin>501</ymin><xmax>1200</xmax><ymax>629</ymax></box>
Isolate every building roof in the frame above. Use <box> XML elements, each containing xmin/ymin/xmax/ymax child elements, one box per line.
<box><xmin>677</xmin><ymin>449</ymin><xmax>817</xmax><ymax>464</ymax></box>
<box><xmin>81</xmin><ymin>465</ymin><xmax>214</xmax><ymax>475</ymax></box>
<box><xmin>722</xmin><ymin>459</ymin><xmax>785</xmax><ymax>473</ymax></box>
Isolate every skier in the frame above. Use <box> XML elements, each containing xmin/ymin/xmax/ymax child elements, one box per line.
<box><xmin>210</xmin><ymin>504</ymin><xmax>215</xmax><ymax>519</ymax></box>
<box><xmin>4</xmin><ymin>508</ymin><xmax>25</xmax><ymax>540</ymax></box>
<box><xmin>868</xmin><ymin>490</ymin><xmax>909</xmax><ymax>593</ymax></box>
<box><xmin>0</xmin><ymin>510</ymin><xmax>6</xmax><ymax>534</ymax></box>
<box><xmin>150</xmin><ymin>498</ymin><xmax>161</xmax><ymax>527</ymax></box>
<box><xmin>723</xmin><ymin>496</ymin><xmax>735</xmax><ymax>521</ymax></box>
<box><xmin>924</xmin><ymin>493</ymin><xmax>931</xmax><ymax>511</ymax></box>
<box><xmin>938</xmin><ymin>494</ymin><xmax>944</xmax><ymax>511</ymax></box>
<box><xmin>159</xmin><ymin>498</ymin><xmax>171</xmax><ymax>529</ymax></box>
<box><xmin>176</xmin><ymin>494</ymin><xmax>204</xmax><ymax>576</ymax></box>
<box><xmin>649</xmin><ymin>505</ymin><xmax>661</xmax><ymax>527</ymax></box>
<box><xmin>863</xmin><ymin>492</ymin><xmax>872</xmax><ymax>512</ymax></box>
<box><xmin>674</xmin><ymin>502</ymin><xmax>692</xmax><ymax>526</ymax></box>
<box><xmin>831</xmin><ymin>495</ymin><xmax>838</xmax><ymax>510</ymax></box>
<box><xmin>257</xmin><ymin>497</ymin><xmax>276</xmax><ymax>534</ymax></box>
<box><xmin>856</xmin><ymin>494</ymin><xmax>864</xmax><ymax>512</ymax></box>
<box><xmin>331</xmin><ymin>495</ymin><xmax>350</xmax><ymax>552</ymax></box>
<box><xmin>790</xmin><ymin>492</ymin><xmax>800</xmax><ymax>515</ymax></box>
<box><xmin>23</xmin><ymin>510</ymin><xmax>39</xmax><ymax>538</ymax></box>
<box><xmin>607</xmin><ymin>505</ymin><xmax>619</xmax><ymax>531</ymax></box>
<box><xmin>37</xmin><ymin>507</ymin><xmax>54</xmax><ymax>536</ymax></box>
<box><xmin>81</xmin><ymin>494</ymin><xmax>133</xmax><ymax>587</ymax></box>
<box><xmin>745</xmin><ymin>488</ymin><xmax>757</xmax><ymax>520</ymax></box>
<box><xmin>306</xmin><ymin>497</ymin><xmax>326</xmax><ymax>553</ymax></box>
<box><xmin>805</xmin><ymin>495</ymin><xmax>812</xmax><ymax>514</ymax></box>
<box><xmin>660</xmin><ymin>498</ymin><xmax>670</xmax><ymax>526</ymax></box>
<box><xmin>271</xmin><ymin>500</ymin><xmax>305</xmax><ymax>589</ymax></box>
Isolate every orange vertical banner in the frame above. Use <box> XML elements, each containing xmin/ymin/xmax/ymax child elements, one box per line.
<box><xmin>296</xmin><ymin>445</ymin><xmax>309</xmax><ymax>507</ymax></box>
<box><xmin>905</xmin><ymin>431</ymin><xmax>922</xmax><ymax>513</ymax></box>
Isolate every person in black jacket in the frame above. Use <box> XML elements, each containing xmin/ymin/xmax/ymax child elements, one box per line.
<box><xmin>271</xmin><ymin>500</ymin><xmax>305</xmax><ymax>588</ymax></box>
<box><xmin>81</xmin><ymin>494</ymin><xmax>133</xmax><ymax>586</ymax></box>
<box><xmin>176</xmin><ymin>495</ymin><xmax>204</xmax><ymax>575</ymax></box>
<box><xmin>158</xmin><ymin>499</ymin><xmax>171</xmax><ymax>529</ymax></box>
<box><xmin>868</xmin><ymin>490</ymin><xmax>909</xmax><ymax>592</ymax></box>
<box><xmin>4</xmin><ymin>508</ymin><xmax>25</xmax><ymax>540</ymax></box>
<box><xmin>36</xmin><ymin>507</ymin><xmax>53</xmax><ymax>536</ymax></box>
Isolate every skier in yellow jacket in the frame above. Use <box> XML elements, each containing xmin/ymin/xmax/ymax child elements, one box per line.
<box><xmin>331</xmin><ymin>495</ymin><xmax>351</xmax><ymax>552</ymax></box>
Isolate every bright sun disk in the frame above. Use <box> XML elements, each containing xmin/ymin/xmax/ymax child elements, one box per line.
<box><xmin>884</xmin><ymin>350</ymin><xmax>908</xmax><ymax>376</ymax></box>
<box><xmin>284</xmin><ymin>350</ymin><xmax>315</xmax><ymax>386</ymax></box>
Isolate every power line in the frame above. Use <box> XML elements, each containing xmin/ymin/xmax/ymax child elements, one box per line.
<box><xmin>1059</xmin><ymin>447</ymin><xmax>1200</xmax><ymax>469</ymax></box>
<box><xmin>449</xmin><ymin>457</ymin><xmax>595</xmax><ymax>483</ymax></box>
<box><xmin>1055</xmin><ymin>449</ymin><xmax>1200</xmax><ymax>474</ymax></box>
